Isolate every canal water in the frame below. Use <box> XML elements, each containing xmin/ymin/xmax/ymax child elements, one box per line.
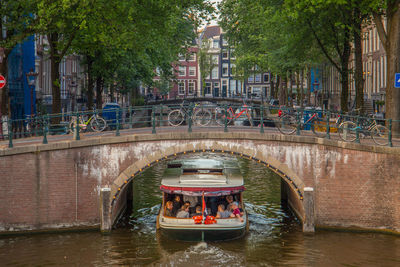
<box><xmin>1</xmin><ymin>153</ymin><xmax>399</xmax><ymax>266</ymax></box>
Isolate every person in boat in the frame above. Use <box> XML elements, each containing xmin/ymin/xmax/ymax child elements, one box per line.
<box><xmin>164</xmin><ymin>201</ymin><xmax>174</xmax><ymax>217</ymax></box>
<box><xmin>191</xmin><ymin>205</ymin><xmax>202</xmax><ymax>217</ymax></box>
<box><xmin>215</xmin><ymin>204</ymin><xmax>232</xmax><ymax>219</ymax></box>
<box><xmin>176</xmin><ymin>203</ymin><xmax>190</xmax><ymax>218</ymax></box>
<box><xmin>172</xmin><ymin>195</ymin><xmax>183</xmax><ymax>216</ymax></box>
<box><xmin>183</xmin><ymin>195</ymin><xmax>199</xmax><ymax>214</ymax></box>
<box><xmin>231</xmin><ymin>202</ymin><xmax>244</xmax><ymax>222</ymax></box>
<box><xmin>225</xmin><ymin>195</ymin><xmax>234</xmax><ymax>211</ymax></box>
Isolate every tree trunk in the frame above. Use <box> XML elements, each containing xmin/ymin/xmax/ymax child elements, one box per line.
<box><xmin>96</xmin><ymin>76</ymin><xmax>103</xmax><ymax>109</ymax></box>
<box><xmin>0</xmin><ymin>53</ymin><xmax>9</xmax><ymax>116</ymax></box>
<box><xmin>270</xmin><ymin>73</ymin><xmax>275</xmax><ymax>99</ymax></box>
<box><xmin>386</xmin><ymin>5</ymin><xmax>400</xmax><ymax>134</ymax></box>
<box><xmin>300</xmin><ymin>69</ymin><xmax>304</xmax><ymax>108</ymax></box>
<box><xmin>275</xmin><ymin>75</ymin><xmax>280</xmax><ymax>99</ymax></box>
<box><xmin>340</xmin><ymin>30</ymin><xmax>351</xmax><ymax>113</ymax></box>
<box><xmin>289</xmin><ymin>71</ymin><xmax>293</xmax><ymax>107</ymax></box>
<box><xmin>307</xmin><ymin>68</ymin><xmax>311</xmax><ymax>105</ymax></box>
<box><xmin>353</xmin><ymin>8</ymin><xmax>364</xmax><ymax>111</ymax></box>
<box><xmin>86</xmin><ymin>56</ymin><xmax>94</xmax><ymax>111</ymax></box>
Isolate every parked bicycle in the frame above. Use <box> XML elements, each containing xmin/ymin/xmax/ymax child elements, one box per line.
<box><xmin>215</xmin><ymin>103</ymin><xmax>253</xmax><ymax>126</ymax></box>
<box><xmin>69</xmin><ymin>111</ymin><xmax>107</xmax><ymax>133</ymax></box>
<box><xmin>168</xmin><ymin>101</ymin><xmax>212</xmax><ymax>126</ymax></box>
<box><xmin>337</xmin><ymin>114</ymin><xmax>389</xmax><ymax>145</ymax></box>
<box><xmin>276</xmin><ymin>108</ymin><xmax>327</xmax><ymax>137</ymax></box>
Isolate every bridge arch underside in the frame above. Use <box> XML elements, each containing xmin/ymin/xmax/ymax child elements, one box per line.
<box><xmin>111</xmin><ymin>148</ymin><xmax>305</xmax><ymax>230</ymax></box>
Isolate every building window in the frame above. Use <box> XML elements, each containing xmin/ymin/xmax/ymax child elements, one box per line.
<box><xmin>188</xmin><ymin>81</ymin><xmax>195</xmax><ymax>95</ymax></box>
<box><xmin>248</xmin><ymin>75</ymin><xmax>254</xmax><ymax>83</ymax></box>
<box><xmin>222</xmin><ymin>63</ymin><xmax>229</xmax><ymax>76</ymax></box>
<box><xmin>230</xmin><ymin>80</ymin><xmax>236</xmax><ymax>95</ymax></box>
<box><xmin>230</xmin><ymin>63</ymin><xmax>235</xmax><ymax>75</ymax></box>
<box><xmin>205</xmin><ymin>82</ymin><xmax>211</xmax><ymax>95</ymax></box>
<box><xmin>178</xmin><ymin>66</ymin><xmax>186</xmax><ymax>76</ymax></box>
<box><xmin>213</xmin><ymin>39</ymin><xmax>219</xmax><ymax>49</ymax></box>
<box><xmin>212</xmin><ymin>55</ymin><xmax>219</xmax><ymax>64</ymax></box>
<box><xmin>189</xmin><ymin>66</ymin><xmax>196</xmax><ymax>76</ymax></box>
<box><xmin>222</xmin><ymin>50</ymin><xmax>228</xmax><ymax>59</ymax></box>
<box><xmin>178</xmin><ymin>53</ymin><xmax>185</xmax><ymax>61</ymax></box>
<box><xmin>263</xmin><ymin>73</ymin><xmax>270</xmax><ymax>83</ymax></box>
<box><xmin>214</xmin><ymin>82</ymin><xmax>220</xmax><ymax>95</ymax></box>
<box><xmin>230</xmin><ymin>49</ymin><xmax>235</xmax><ymax>59</ymax></box>
<box><xmin>178</xmin><ymin>82</ymin><xmax>185</xmax><ymax>95</ymax></box>
<box><xmin>212</xmin><ymin>67</ymin><xmax>219</xmax><ymax>79</ymax></box>
<box><xmin>255</xmin><ymin>74</ymin><xmax>261</xmax><ymax>83</ymax></box>
<box><xmin>188</xmin><ymin>53</ymin><xmax>196</xmax><ymax>61</ymax></box>
<box><xmin>222</xmin><ymin>37</ymin><xmax>228</xmax><ymax>46</ymax></box>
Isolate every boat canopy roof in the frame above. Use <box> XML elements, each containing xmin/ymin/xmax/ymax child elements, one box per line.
<box><xmin>160</xmin><ymin>159</ymin><xmax>244</xmax><ymax>196</ymax></box>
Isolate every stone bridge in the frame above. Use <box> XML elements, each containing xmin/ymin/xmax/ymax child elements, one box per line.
<box><xmin>0</xmin><ymin>131</ymin><xmax>399</xmax><ymax>234</ymax></box>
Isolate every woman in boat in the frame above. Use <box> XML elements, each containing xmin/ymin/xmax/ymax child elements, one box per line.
<box><xmin>176</xmin><ymin>203</ymin><xmax>190</xmax><ymax>218</ymax></box>
<box><xmin>164</xmin><ymin>201</ymin><xmax>174</xmax><ymax>217</ymax></box>
<box><xmin>215</xmin><ymin>204</ymin><xmax>231</xmax><ymax>219</ymax></box>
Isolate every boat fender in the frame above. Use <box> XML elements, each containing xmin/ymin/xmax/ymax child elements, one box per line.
<box><xmin>193</xmin><ymin>215</ymin><xmax>203</xmax><ymax>224</ymax></box>
<box><xmin>204</xmin><ymin>215</ymin><xmax>216</xmax><ymax>224</ymax></box>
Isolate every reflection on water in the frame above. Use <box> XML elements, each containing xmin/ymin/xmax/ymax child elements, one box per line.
<box><xmin>0</xmin><ymin>153</ymin><xmax>399</xmax><ymax>266</ymax></box>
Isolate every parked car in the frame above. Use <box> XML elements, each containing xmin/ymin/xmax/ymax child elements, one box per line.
<box><xmin>269</xmin><ymin>99</ymin><xmax>279</xmax><ymax>106</ymax></box>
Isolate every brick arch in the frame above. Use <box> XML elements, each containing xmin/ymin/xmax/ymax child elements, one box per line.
<box><xmin>110</xmin><ymin>143</ymin><xmax>306</xmax><ymax>228</ymax></box>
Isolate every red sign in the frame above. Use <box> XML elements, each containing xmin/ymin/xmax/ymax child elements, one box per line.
<box><xmin>0</xmin><ymin>75</ymin><xmax>6</xmax><ymax>89</ymax></box>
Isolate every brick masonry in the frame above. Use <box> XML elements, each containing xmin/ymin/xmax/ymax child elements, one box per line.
<box><xmin>0</xmin><ymin>132</ymin><xmax>399</xmax><ymax>234</ymax></box>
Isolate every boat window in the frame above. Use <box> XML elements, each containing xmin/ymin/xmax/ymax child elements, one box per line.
<box><xmin>167</xmin><ymin>163</ymin><xmax>182</xmax><ymax>168</ymax></box>
<box><xmin>182</xmin><ymin>168</ymin><xmax>223</xmax><ymax>175</ymax></box>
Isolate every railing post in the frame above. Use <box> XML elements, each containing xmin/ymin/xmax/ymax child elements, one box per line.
<box><xmin>326</xmin><ymin>111</ymin><xmax>331</xmax><ymax>139</ymax></box>
<box><xmin>188</xmin><ymin>102</ymin><xmax>193</xmax><ymax>133</ymax></box>
<box><xmin>129</xmin><ymin>106</ymin><xmax>133</xmax><ymax>129</ymax></box>
<box><xmin>75</xmin><ymin>112</ymin><xmax>80</xmax><ymax>141</ymax></box>
<box><xmin>296</xmin><ymin>110</ymin><xmax>301</xmax><ymax>136</ymax></box>
<box><xmin>260</xmin><ymin>104</ymin><xmax>264</xmax><ymax>133</ymax></box>
<box><xmin>42</xmin><ymin>114</ymin><xmax>48</xmax><ymax>144</ymax></box>
<box><xmin>224</xmin><ymin>104</ymin><xmax>228</xmax><ymax>132</ymax></box>
<box><xmin>8</xmin><ymin>118</ymin><xmax>13</xmax><ymax>148</ymax></box>
<box><xmin>388</xmin><ymin>119</ymin><xmax>393</xmax><ymax>147</ymax></box>
<box><xmin>116</xmin><ymin>107</ymin><xmax>120</xmax><ymax>136</ymax></box>
<box><xmin>152</xmin><ymin>106</ymin><xmax>156</xmax><ymax>134</ymax></box>
<box><xmin>355</xmin><ymin>116</ymin><xmax>360</xmax><ymax>143</ymax></box>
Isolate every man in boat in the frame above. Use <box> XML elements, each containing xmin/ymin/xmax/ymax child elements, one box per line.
<box><xmin>231</xmin><ymin>202</ymin><xmax>244</xmax><ymax>222</ymax></box>
<box><xmin>172</xmin><ymin>195</ymin><xmax>183</xmax><ymax>216</ymax></box>
<box><xmin>190</xmin><ymin>205</ymin><xmax>203</xmax><ymax>217</ymax></box>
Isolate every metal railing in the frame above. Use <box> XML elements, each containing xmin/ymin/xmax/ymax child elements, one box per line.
<box><xmin>0</xmin><ymin>102</ymin><xmax>399</xmax><ymax>148</ymax></box>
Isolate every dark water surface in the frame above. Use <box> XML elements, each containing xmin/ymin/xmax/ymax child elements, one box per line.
<box><xmin>1</xmin><ymin>153</ymin><xmax>399</xmax><ymax>266</ymax></box>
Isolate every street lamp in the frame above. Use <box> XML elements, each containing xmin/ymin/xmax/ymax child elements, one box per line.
<box><xmin>26</xmin><ymin>68</ymin><xmax>38</xmax><ymax>116</ymax></box>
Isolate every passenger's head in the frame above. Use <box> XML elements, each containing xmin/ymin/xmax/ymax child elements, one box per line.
<box><xmin>166</xmin><ymin>201</ymin><xmax>173</xmax><ymax>209</ymax></box>
<box><xmin>184</xmin><ymin>201</ymin><xmax>190</xmax><ymax>206</ymax></box>
<box><xmin>174</xmin><ymin>195</ymin><xmax>181</xmax><ymax>202</ymax></box>
<box><xmin>182</xmin><ymin>203</ymin><xmax>190</xmax><ymax>211</ymax></box>
<box><xmin>195</xmin><ymin>205</ymin><xmax>201</xmax><ymax>213</ymax></box>
<box><xmin>226</xmin><ymin>195</ymin><xmax>233</xmax><ymax>203</ymax></box>
<box><xmin>231</xmin><ymin>202</ymin><xmax>238</xmax><ymax>209</ymax></box>
<box><xmin>218</xmin><ymin>204</ymin><xmax>225</xmax><ymax>212</ymax></box>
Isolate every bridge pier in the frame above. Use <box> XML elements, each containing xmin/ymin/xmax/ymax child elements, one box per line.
<box><xmin>100</xmin><ymin>188</ymin><xmax>112</xmax><ymax>233</ymax></box>
<box><xmin>303</xmin><ymin>187</ymin><xmax>315</xmax><ymax>232</ymax></box>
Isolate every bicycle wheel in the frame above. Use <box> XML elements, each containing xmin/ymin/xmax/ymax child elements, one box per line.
<box><xmin>168</xmin><ymin>110</ymin><xmax>184</xmax><ymax>126</ymax></box>
<box><xmin>338</xmin><ymin>121</ymin><xmax>357</xmax><ymax>142</ymax></box>
<box><xmin>90</xmin><ymin>116</ymin><xmax>107</xmax><ymax>132</ymax></box>
<box><xmin>371</xmin><ymin>125</ymin><xmax>389</xmax><ymax>146</ymax></box>
<box><xmin>193</xmin><ymin>108</ymin><xmax>212</xmax><ymax>126</ymax></box>
<box><xmin>311</xmin><ymin>118</ymin><xmax>327</xmax><ymax>138</ymax></box>
<box><xmin>215</xmin><ymin>107</ymin><xmax>233</xmax><ymax>126</ymax></box>
<box><xmin>276</xmin><ymin>115</ymin><xmax>297</xmax><ymax>135</ymax></box>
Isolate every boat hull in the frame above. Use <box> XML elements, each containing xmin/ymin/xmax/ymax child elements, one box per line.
<box><xmin>159</xmin><ymin>226</ymin><xmax>246</xmax><ymax>241</ymax></box>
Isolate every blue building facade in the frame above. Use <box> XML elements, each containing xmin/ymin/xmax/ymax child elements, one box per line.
<box><xmin>7</xmin><ymin>35</ymin><xmax>36</xmax><ymax>120</ymax></box>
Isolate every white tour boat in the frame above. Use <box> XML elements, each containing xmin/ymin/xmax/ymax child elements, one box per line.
<box><xmin>156</xmin><ymin>159</ymin><xmax>248</xmax><ymax>241</ymax></box>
